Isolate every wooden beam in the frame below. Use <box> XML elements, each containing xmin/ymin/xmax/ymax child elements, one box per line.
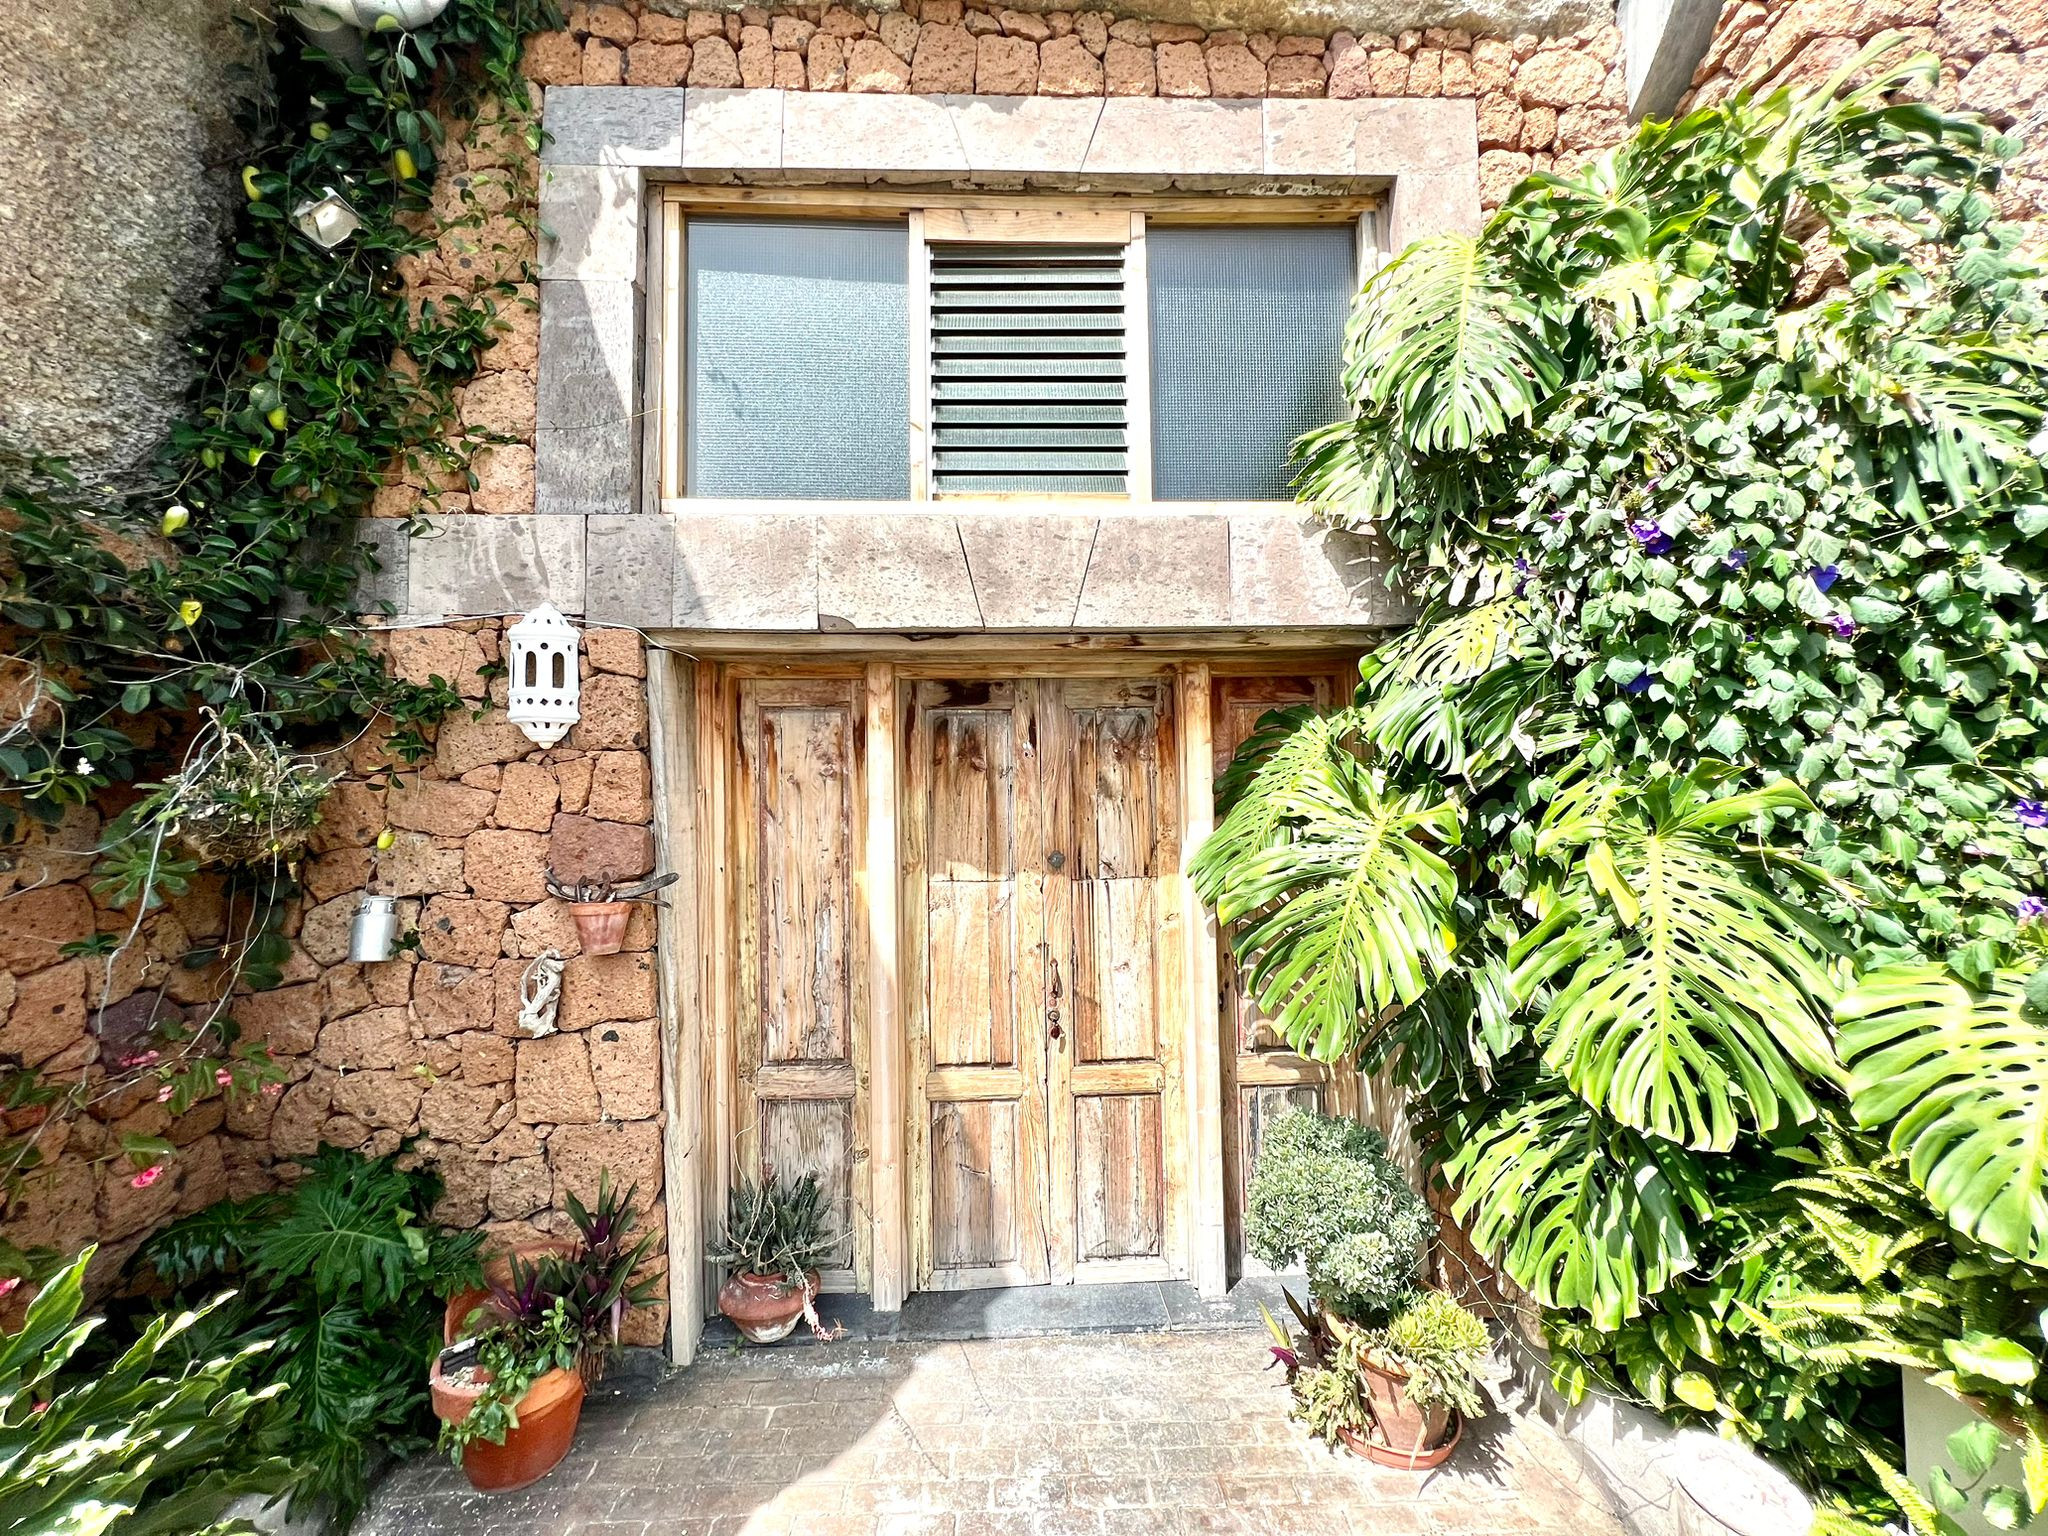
<box><xmin>646</xmin><ymin>648</ymin><xmax>705</xmax><ymax>1365</ymax></box>
<box><xmin>1177</xmin><ymin>661</ymin><xmax>1228</xmax><ymax>1299</ymax></box>
<box><xmin>863</xmin><ymin>660</ymin><xmax>909</xmax><ymax>1311</ymax></box>
<box><xmin>660</xmin><ymin>184</ymin><xmax>1378</xmax><ymax>221</ymax></box>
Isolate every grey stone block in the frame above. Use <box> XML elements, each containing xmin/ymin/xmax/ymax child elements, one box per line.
<box><xmin>1261</xmin><ymin>99</ymin><xmax>1358</xmax><ymax>177</ymax></box>
<box><xmin>538</xmin><ymin>165</ymin><xmax>644</xmax><ymax>283</ymax></box>
<box><xmin>407</xmin><ymin>516</ymin><xmax>587</xmax><ymax>618</ymax></box>
<box><xmin>1227</xmin><ymin>511</ymin><xmax>1407</xmax><ymax>627</ymax></box>
<box><xmin>783</xmin><ymin>93</ymin><xmax>968</xmax><ymax>174</ymax></box>
<box><xmin>1390</xmin><ymin>166</ymin><xmax>1482</xmax><ymax>248</ymax></box>
<box><xmin>956</xmin><ymin>513</ymin><xmax>1099</xmax><ymax>628</ymax></box>
<box><xmin>1352</xmin><ymin>98</ymin><xmax>1479</xmax><ymax>176</ymax></box>
<box><xmin>815</xmin><ymin>514</ymin><xmax>981</xmax><ymax>630</ymax></box>
<box><xmin>536</xmin><ymin>279</ymin><xmax>640</xmax><ymax>518</ymax></box>
<box><xmin>587</xmin><ymin>515</ymin><xmax>677</xmax><ymax>628</ymax></box>
<box><xmin>541</xmin><ymin>87</ymin><xmax>685</xmax><ymax>166</ymax></box>
<box><xmin>945</xmin><ymin>95</ymin><xmax>1102</xmax><ymax>174</ymax></box>
<box><xmin>674</xmin><ymin>514</ymin><xmax>818</xmax><ymax>629</ymax></box>
<box><xmin>682</xmin><ymin>89</ymin><xmax>783</xmax><ymax>171</ymax></box>
<box><xmin>351</xmin><ymin>519</ymin><xmax>412</xmax><ymax>615</ymax></box>
<box><xmin>1073</xmin><ymin>513</ymin><xmax>1231</xmax><ymax>627</ymax></box>
<box><xmin>1082</xmin><ymin>99</ymin><xmax>1262</xmax><ymax>178</ymax></box>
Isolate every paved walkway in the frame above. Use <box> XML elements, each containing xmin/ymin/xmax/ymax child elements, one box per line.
<box><xmin>356</xmin><ymin>1326</ymin><xmax>1629</xmax><ymax>1536</ymax></box>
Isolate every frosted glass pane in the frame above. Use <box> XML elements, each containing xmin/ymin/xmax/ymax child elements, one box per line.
<box><xmin>686</xmin><ymin>218</ymin><xmax>909</xmax><ymax>499</ymax></box>
<box><xmin>1148</xmin><ymin>226</ymin><xmax>1354</xmax><ymax>501</ymax></box>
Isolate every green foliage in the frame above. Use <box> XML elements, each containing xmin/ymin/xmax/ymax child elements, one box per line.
<box><xmin>132</xmin><ymin>1146</ymin><xmax>483</xmax><ymax>1525</ymax></box>
<box><xmin>1381</xmin><ymin>1291</ymin><xmax>1492</xmax><ymax>1420</ymax></box>
<box><xmin>1243</xmin><ymin>1109</ymin><xmax>1432</xmax><ymax>1321</ymax></box>
<box><xmin>0</xmin><ymin>1248</ymin><xmax>293</xmax><ymax>1536</ymax></box>
<box><xmin>1198</xmin><ymin>36</ymin><xmax>2048</xmax><ymax>1526</ymax></box>
<box><xmin>712</xmin><ymin>1171</ymin><xmax>840</xmax><ymax>1281</ymax></box>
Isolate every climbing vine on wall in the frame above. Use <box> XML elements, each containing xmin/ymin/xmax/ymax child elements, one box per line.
<box><xmin>0</xmin><ymin>0</ymin><xmax>559</xmax><ymax>1227</ymax></box>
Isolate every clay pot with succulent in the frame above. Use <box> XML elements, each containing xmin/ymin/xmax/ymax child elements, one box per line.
<box><xmin>711</xmin><ymin>1171</ymin><xmax>841</xmax><ymax>1344</ymax></box>
<box><xmin>544</xmin><ymin>869</ymin><xmax>677</xmax><ymax>956</ymax></box>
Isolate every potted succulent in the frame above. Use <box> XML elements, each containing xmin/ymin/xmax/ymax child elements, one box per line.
<box><xmin>1247</xmin><ymin>1108</ymin><xmax>1493</xmax><ymax>1466</ymax></box>
<box><xmin>544</xmin><ymin>868</ymin><xmax>677</xmax><ymax>957</ymax></box>
<box><xmin>711</xmin><ymin>1171</ymin><xmax>838</xmax><ymax>1344</ymax></box>
<box><xmin>435</xmin><ymin>1173</ymin><xmax>659</xmax><ymax>1489</ymax></box>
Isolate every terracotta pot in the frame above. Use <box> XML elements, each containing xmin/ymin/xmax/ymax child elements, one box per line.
<box><xmin>718</xmin><ymin>1270</ymin><xmax>820</xmax><ymax>1344</ymax></box>
<box><xmin>569</xmin><ymin>901</ymin><xmax>632</xmax><ymax>956</ymax></box>
<box><xmin>443</xmin><ymin>1241</ymin><xmax>581</xmax><ymax>1346</ymax></box>
<box><xmin>1338</xmin><ymin>1412</ymin><xmax>1462</xmax><ymax>1471</ymax></box>
<box><xmin>1358</xmin><ymin>1355</ymin><xmax>1453</xmax><ymax>1461</ymax></box>
<box><xmin>430</xmin><ymin>1357</ymin><xmax>585</xmax><ymax>1492</ymax></box>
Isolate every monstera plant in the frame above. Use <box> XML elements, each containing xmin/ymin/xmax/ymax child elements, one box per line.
<box><xmin>1195</xmin><ymin>33</ymin><xmax>2048</xmax><ymax>1529</ymax></box>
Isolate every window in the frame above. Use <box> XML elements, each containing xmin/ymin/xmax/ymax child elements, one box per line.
<box><xmin>661</xmin><ymin>198</ymin><xmax>1365</xmax><ymax>504</ymax></box>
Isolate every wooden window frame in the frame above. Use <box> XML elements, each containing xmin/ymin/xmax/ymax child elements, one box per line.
<box><xmin>650</xmin><ymin>187</ymin><xmax>1381</xmax><ymax>507</ymax></box>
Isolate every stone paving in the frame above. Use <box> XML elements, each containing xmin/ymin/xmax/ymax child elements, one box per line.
<box><xmin>357</xmin><ymin>1325</ymin><xmax>1630</xmax><ymax>1536</ymax></box>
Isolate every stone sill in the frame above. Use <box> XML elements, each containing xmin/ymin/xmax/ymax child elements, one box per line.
<box><xmin>362</xmin><ymin>502</ymin><xmax>1411</xmax><ymax>637</ymax></box>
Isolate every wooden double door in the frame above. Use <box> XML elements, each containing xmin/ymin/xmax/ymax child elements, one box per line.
<box><xmin>905</xmin><ymin>677</ymin><xmax>1188</xmax><ymax>1290</ymax></box>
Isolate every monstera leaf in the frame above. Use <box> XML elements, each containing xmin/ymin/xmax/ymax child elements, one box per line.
<box><xmin>1192</xmin><ymin>719</ymin><xmax>1462</xmax><ymax>1064</ymax></box>
<box><xmin>1438</xmin><ymin>1078</ymin><xmax>1712</xmax><ymax>1329</ymax></box>
<box><xmin>1511</xmin><ymin>772</ymin><xmax>1843</xmax><ymax>1151</ymax></box>
<box><xmin>1837</xmin><ymin>965</ymin><xmax>2048</xmax><ymax>1267</ymax></box>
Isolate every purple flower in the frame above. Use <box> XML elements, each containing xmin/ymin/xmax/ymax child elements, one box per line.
<box><xmin>1513</xmin><ymin>555</ymin><xmax>1534</xmax><ymax>596</ymax></box>
<box><xmin>1810</xmin><ymin>564</ymin><xmax>1841</xmax><ymax>594</ymax></box>
<box><xmin>1624</xmin><ymin>671</ymin><xmax>1653</xmax><ymax>695</ymax></box>
<box><xmin>1827</xmin><ymin>614</ymin><xmax>1856</xmax><ymax>641</ymax></box>
<box><xmin>1723</xmin><ymin>548</ymin><xmax>1750</xmax><ymax>570</ymax></box>
<box><xmin>2018</xmin><ymin>895</ymin><xmax>2048</xmax><ymax>924</ymax></box>
<box><xmin>1629</xmin><ymin>520</ymin><xmax>1675</xmax><ymax>556</ymax></box>
<box><xmin>2019</xmin><ymin>798</ymin><xmax>2048</xmax><ymax>830</ymax></box>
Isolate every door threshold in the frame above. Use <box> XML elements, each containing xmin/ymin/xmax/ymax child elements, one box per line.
<box><xmin>698</xmin><ymin>1275</ymin><xmax>1304</xmax><ymax>1348</ymax></box>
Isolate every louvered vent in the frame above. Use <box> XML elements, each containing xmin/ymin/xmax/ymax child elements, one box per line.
<box><xmin>929</xmin><ymin>243</ymin><xmax>1128</xmax><ymax>495</ymax></box>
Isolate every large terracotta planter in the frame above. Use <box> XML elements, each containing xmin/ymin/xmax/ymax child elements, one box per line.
<box><xmin>444</xmin><ymin>1241</ymin><xmax>611</xmax><ymax>1388</ymax></box>
<box><xmin>569</xmin><ymin>901</ymin><xmax>631</xmax><ymax>956</ymax></box>
<box><xmin>718</xmin><ymin>1270</ymin><xmax>820</xmax><ymax>1344</ymax></box>
<box><xmin>1339</xmin><ymin>1413</ymin><xmax>1462</xmax><ymax>1471</ymax></box>
<box><xmin>430</xmin><ymin>1357</ymin><xmax>585</xmax><ymax>1492</ymax></box>
<box><xmin>1350</xmin><ymin>1355</ymin><xmax>1458</xmax><ymax>1466</ymax></box>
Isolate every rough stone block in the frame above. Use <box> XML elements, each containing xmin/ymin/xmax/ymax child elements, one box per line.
<box><xmin>1072</xmin><ymin>513</ymin><xmax>1231</xmax><ymax>627</ymax></box>
<box><xmin>536</xmin><ymin>279</ymin><xmax>639</xmax><ymax>519</ymax></box>
<box><xmin>945</xmin><ymin>95</ymin><xmax>1102</xmax><ymax>171</ymax></box>
<box><xmin>783</xmin><ymin>92</ymin><xmax>969</xmax><ymax>172</ymax></box>
<box><xmin>408</xmin><ymin>516</ymin><xmax>587</xmax><ymax>618</ymax></box>
<box><xmin>816</xmin><ymin>515</ymin><xmax>982</xmax><ymax>630</ymax></box>
<box><xmin>1354</xmin><ymin>98</ymin><xmax>1481</xmax><ymax>176</ymax></box>
<box><xmin>1227</xmin><ymin>511</ymin><xmax>1409</xmax><ymax>627</ymax></box>
<box><xmin>538</xmin><ymin>164</ymin><xmax>644</xmax><ymax>282</ymax></box>
<box><xmin>351</xmin><ymin>519</ymin><xmax>411</xmax><ymax>616</ymax></box>
<box><xmin>587</xmin><ymin>515</ymin><xmax>677</xmax><ymax>629</ymax></box>
<box><xmin>549</xmin><ymin>814</ymin><xmax>655</xmax><ymax>884</ymax></box>
<box><xmin>673</xmin><ymin>514</ymin><xmax>818</xmax><ymax>629</ymax></box>
<box><xmin>1082</xmin><ymin>98</ymin><xmax>1262</xmax><ymax>176</ymax></box>
<box><xmin>541</xmin><ymin>86</ymin><xmax>685</xmax><ymax>165</ymax></box>
<box><xmin>956</xmin><ymin>513</ymin><xmax>1099</xmax><ymax>627</ymax></box>
<box><xmin>681</xmin><ymin>88</ymin><xmax>784</xmax><ymax>169</ymax></box>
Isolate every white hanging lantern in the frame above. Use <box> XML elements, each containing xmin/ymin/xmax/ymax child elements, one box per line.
<box><xmin>506</xmin><ymin>603</ymin><xmax>580</xmax><ymax>747</ymax></box>
<box><xmin>293</xmin><ymin>187</ymin><xmax>363</xmax><ymax>250</ymax></box>
<box><xmin>296</xmin><ymin>0</ymin><xmax>452</xmax><ymax>30</ymax></box>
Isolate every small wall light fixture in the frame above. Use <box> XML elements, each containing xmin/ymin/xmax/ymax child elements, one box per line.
<box><xmin>505</xmin><ymin>603</ymin><xmax>581</xmax><ymax>747</ymax></box>
<box><xmin>293</xmin><ymin>188</ymin><xmax>363</xmax><ymax>250</ymax></box>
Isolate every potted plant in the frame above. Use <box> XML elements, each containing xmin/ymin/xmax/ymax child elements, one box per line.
<box><xmin>431</xmin><ymin>1285</ymin><xmax>584</xmax><ymax>1492</ymax></box>
<box><xmin>1247</xmin><ymin>1109</ymin><xmax>1491</xmax><ymax>1466</ymax></box>
<box><xmin>435</xmin><ymin>1173</ymin><xmax>659</xmax><ymax>1489</ymax></box>
<box><xmin>144</xmin><ymin>712</ymin><xmax>334</xmax><ymax>866</ymax></box>
<box><xmin>711</xmin><ymin>1171</ymin><xmax>838</xmax><ymax>1344</ymax></box>
<box><xmin>544</xmin><ymin>868</ymin><xmax>677</xmax><ymax>956</ymax></box>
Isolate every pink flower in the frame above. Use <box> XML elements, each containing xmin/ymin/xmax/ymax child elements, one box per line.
<box><xmin>130</xmin><ymin>1165</ymin><xmax>165</xmax><ymax>1189</ymax></box>
<box><xmin>262</xmin><ymin>1081</ymin><xmax>283</xmax><ymax>1096</ymax></box>
<box><xmin>0</xmin><ymin>1277</ymin><xmax>20</xmax><ymax>1299</ymax></box>
<box><xmin>215</xmin><ymin>1069</ymin><xmax>233</xmax><ymax>1087</ymax></box>
<box><xmin>156</xmin><ymin>1084</ymin><xmax>175</xmax><ymax>1103</ymax></box>
<box><xmin>121</xmin><ymin>1050</ymin><xmax>160</xmax><ymax>1069</ymax></box>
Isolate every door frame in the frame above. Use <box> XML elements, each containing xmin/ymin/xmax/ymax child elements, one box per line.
<box><xmin>649</xmin><ymin>642</ymin><xmax>1365</xmax><ymax>1360</ymax></box>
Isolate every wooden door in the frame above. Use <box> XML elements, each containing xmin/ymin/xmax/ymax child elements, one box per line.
<box><xmin>906</xmin><ymin>676</ymin><xmax>1184</xmax><ymax>1290</ymax></box>
<box><xmin>734</xmin><ymin>678</ymin><xmax>870</xmax><ymax>1291</ymax></box>
<box><xmin>1214</xmin><ymin>674</ymin><xmax>1361</xmax><ymax>1281</ymax></box>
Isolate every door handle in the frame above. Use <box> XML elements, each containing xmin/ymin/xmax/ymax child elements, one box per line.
<box><xmin>1047</xmin><ymin>958</ymin><xmax>1063</xmax><ymax>1043</ymax></box>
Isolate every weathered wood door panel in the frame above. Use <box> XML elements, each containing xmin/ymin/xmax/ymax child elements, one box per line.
<box><xmin>908</xmin><ymin>676</ymin><xmax>1185</xmax><ymax>1290</ymax></box>
<box><xmin>1213</xmin><ymin>674</ymin><xmax>1362</xmax><ymax>1281</ymax></box>
<box><xmin>735</xmin><ymin>679</ymin><xmax>869</xmax><ymax>1288</ymax></box>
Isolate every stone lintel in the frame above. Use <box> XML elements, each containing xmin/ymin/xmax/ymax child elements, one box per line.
<box><xmin>406</xmin><ymin>516</ymin><xmax>587</xmax><ymax>618</ymax></box>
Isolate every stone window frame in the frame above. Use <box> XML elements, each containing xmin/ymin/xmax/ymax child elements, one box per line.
<box><xmin>381</xmin><ymin>87</ymin><xmax>1476</xmax><ymax>630</ymax></box>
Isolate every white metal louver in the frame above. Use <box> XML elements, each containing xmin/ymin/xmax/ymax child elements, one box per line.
<box><xmin>928</xmin><ymin>243</ymin><xmax>1129</xmax><ymax>496</ymax></box>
